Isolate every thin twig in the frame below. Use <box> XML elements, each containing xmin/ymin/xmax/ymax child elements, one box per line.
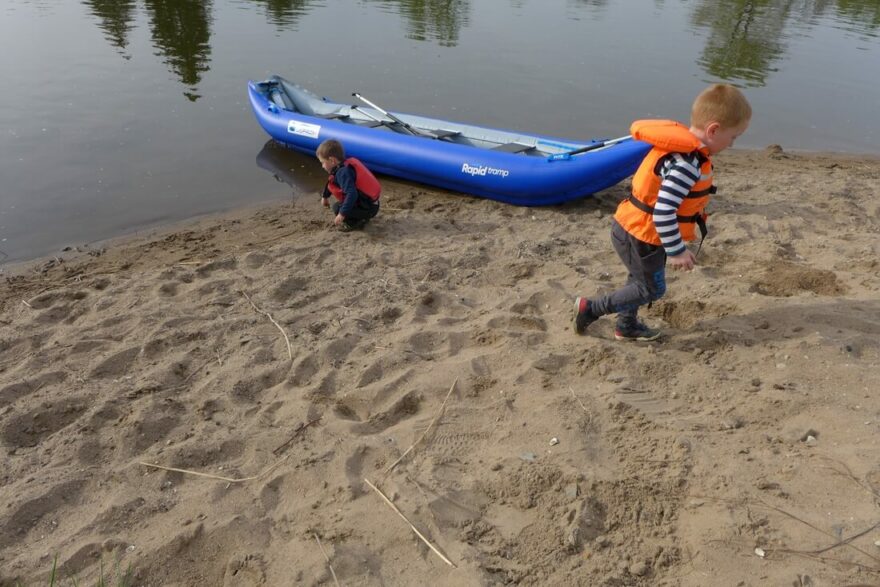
<box><xmin>800</xmin><ymin>520</ymin><xmax>880</xmax><ymax>556</ymax></box>
<box><xmin>755</xmin><ymin>498</ymin><xmax>880</xmax><ymax>564</ymax></box>
<box><xmin>694</xmin><ymin>494</ymin><xmax>880</xmax><ymax>565</ymax></box>
<box><xmin>818</xmin><ymin>456</ymin><xmax>880</xmax><ymax>500</ymax></box>
<box><xmin>384</xmin><ymin>379</ymin><xmax>457</xmax><ymax>475</ymax></box>
<box><xmin>568</xmin><ymin>386</ymin><xmax>594</xmax><ymax>427</ymax></box>
<box><xmin>241</xmin><ymin>291</ymin><xmax>293</xmax><ymax>360</ymax></box>
<box><xmin>363</xmin><ymin>478</ymin><xmax>456</xmax><ymax>568</ymax></box>
<box><xmin>139</xmin><ymin>454</ymin><xmax>289</xmax><ymax>483</ymax></box>
<box><xmin>313</xmin><ymin>533</ymin><xmax>341</xmax><ymax>587</ymax></box>
<box><xmin>273</xmin><ymin>416</ymin><xmax>322</xmax><ymax>455</ymax></box>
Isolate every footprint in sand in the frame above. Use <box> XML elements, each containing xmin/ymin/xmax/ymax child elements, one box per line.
<box><xmin>349</xmin><ymin>390</ymin><xmax>421</xmax><ymax>436</ymax></box>
<box><xmin>89</xmin><ymin>346</ymin><xmax>140</xmax><ymax>379</ymax></box>
<box><xmin>2</xmin><ymin>397</ymin><xmax>89</xmax><ymax>448</ymax></box>
<box><xmin>0</xmin><ymin>479</ymin><xmax>87</xmax><ymax>549</ymax></box>
<box><xmin>195</xmin><ymin>257</ymin><xmax>237</xmax><ymax>278</ymax></box>
<box><xmin>0</xmin><ymin>370</ymin><xmax>67</xmax><ymax>405</ymax></box>
<box><xmin>230</xmin><ymin>365</ymin><xmax>289</xmax><ymax>403</ymax></box>
<box><xmin>223</xmin><ymin>553</ymin><xmax>267</xmax><ymax>586</ymax></box>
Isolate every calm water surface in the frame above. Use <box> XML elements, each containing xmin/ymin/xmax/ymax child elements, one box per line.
<box><xmin>1</xmin><ymin>0</ymin><xmax>879</xmax><ymax>263</ymax></box>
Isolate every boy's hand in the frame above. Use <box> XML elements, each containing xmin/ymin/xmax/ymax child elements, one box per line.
<box><xmin>334</xmin><ymin>213</ymin><xmax>345</xmax><ymax>226</ymax></box>
<box><xmin>321</xmin><ymin>196</ymin><xmax>330</xmax><ymax>208</ymax></box>
<box><xmin>668</xmin><ymin>249</ymin><xmax>696</xmax><ymax>271</ymax></box>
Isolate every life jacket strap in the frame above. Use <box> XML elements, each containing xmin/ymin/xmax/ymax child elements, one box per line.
<box><xmin>626</xmin><ymin>195</ymin><xmax>709</xmax><ymax>251</ymax></box>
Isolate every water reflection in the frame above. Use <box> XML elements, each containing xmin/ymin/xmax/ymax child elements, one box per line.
<box><xmin>144</xmin><ymin>0</ymin><xmax>213</xmax><ymax>101</ymax></box>
<box><xmin>255</xmin><ymin>140</ymin><xmax>324</xmax><ymax>196</ymax></box>
<box><xmin>251</xmin><ymin>0</ymin><xmax>320</xmax><ymax>30</ymax></box>
<box><xmin>83</xmin><ymin>0</ymin><xmax>138</xmax><ymax>57</ymax></box>
<box><xmin>85</xmin><ymin>0</ymin><xmax>214</xmax><ymax>99</ymax></box>
<box><xmin>368</xmin><ymin>0</ymin><xmax>470</xmax><ymax>46</ymax></box>
<box><xmin>691</xmin><ymin>0</ymin><xmax>880</xmax><ymax>86</ymax></box>
<box><xmin>78</xmin><ymin>0</ymin><xmax>877</xmax><ymax>98</ymax></box>
<box><xmin>691</xmin><ymin>0</ymin><xmax>787</xmax><ymax>87</ymax></box>
<box><xmin>825</xmin><ymin>0</ymin><xmax>879</xmax><ymax>37</ymax></box>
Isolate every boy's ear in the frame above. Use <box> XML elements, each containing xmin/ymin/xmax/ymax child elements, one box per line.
<box><xmin>705</xmin><ymin>121</ymin><xmax>721</xmax><ymax>138</ymax></box>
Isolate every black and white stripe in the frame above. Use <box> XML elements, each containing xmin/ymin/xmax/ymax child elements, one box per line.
<box><xmin>652</xmin><ymin>152</ymin><xmax>702</xmax><ymax>256</ymax></box>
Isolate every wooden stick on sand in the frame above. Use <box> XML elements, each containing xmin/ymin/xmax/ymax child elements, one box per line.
<box><xmin>139</xmin><ymin>454</ymin><xmax>289</xmax><ymax>483</ymax></box>
<box><xmin>313</xmin><ymin>533</ymin><xmax>341</xmax><ymax>587</ymax></box>
<box><xmin>384</xmin><ymin>378</ymin><xmax>457</xmax><ymax>475</ymax></box>
<box><xmin>241</xmin><ymin>290</ymin><xmax>293</xmax><ymax>360</ymax></box>
<box><xmin>363</xmin><ymin>478</ymin><xmax>456</xmax><ymax>568</ymax></box>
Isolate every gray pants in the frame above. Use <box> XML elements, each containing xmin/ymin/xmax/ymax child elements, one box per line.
<box><xmin>589</xmin><ymin>220</ymin><xmax>667</xmax><ymax>324</ymax></box>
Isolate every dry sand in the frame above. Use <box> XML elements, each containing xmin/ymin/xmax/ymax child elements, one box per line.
<box><xmin>1</xmin><ymin>147</ymin><xmax>879</xmax><ymax>586</ymax></box>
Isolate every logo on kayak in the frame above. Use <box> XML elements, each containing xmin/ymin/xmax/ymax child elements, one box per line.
<box><xmin>461</xmin><ymin>163</ymin><xmax>509</xmax><ymax>178</ymax></box>
<box><xmin>287</xmin><ymin>120</ymin><xmax>321</xmax><ymax>139</ymax></box>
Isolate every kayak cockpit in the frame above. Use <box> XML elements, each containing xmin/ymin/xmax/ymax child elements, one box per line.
<box><xmin>256</xmin><ymin>77</ymin><xmax>565</xmax><ymax>157</ymax></box>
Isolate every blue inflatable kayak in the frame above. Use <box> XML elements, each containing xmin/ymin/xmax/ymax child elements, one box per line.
<box><xmin>248</xmin><ymin>76</ymin><xmax>650</xmax><ymax>206</ymax></box>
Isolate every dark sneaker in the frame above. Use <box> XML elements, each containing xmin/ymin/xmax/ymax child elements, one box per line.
<box><xmin>573</xmin><ymin>296</ymin><xmax>598</xmax><ymax>335</ymax></box>
<box><xmin>614</xmin><ymin>320</ymin><xmax>661</xmax><ymax>341</ymax></box>
<box><xmin>339</xmin><ymin>218</ymin><xmax>367</xmax><ymax>232</ymax></box>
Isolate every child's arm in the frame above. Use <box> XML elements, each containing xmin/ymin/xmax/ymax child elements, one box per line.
<box><xmin>335</xmin><ymin>166</ymin><xmax>359</xmax><ymax>220</ymax></box>
<box><xmin>654</xmin><ymin>152</ymin><xmax>701</xmax><ymax>269</ymax></box>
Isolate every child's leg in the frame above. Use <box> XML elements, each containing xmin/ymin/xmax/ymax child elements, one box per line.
<box><xmin>342</xmin><ymin>196</ymin><xmax>379</xmax><ymax>224</ymax></box>
<box><xmin>589</xmin><ymin>221</ymin><xmax>666</xmax><ymax>318</ymax></box>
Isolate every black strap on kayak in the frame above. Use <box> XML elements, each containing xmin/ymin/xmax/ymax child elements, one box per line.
<box><xmin>627</xmin><ymin>195</ymin><xmax>709</xmax><ymax>255</ymax></box>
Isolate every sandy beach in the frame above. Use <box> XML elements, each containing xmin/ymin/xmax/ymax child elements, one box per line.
<box><xmin>1</xmin><ymin>147</ymin><xmax>879</xmax><ymax>586</ymax></box>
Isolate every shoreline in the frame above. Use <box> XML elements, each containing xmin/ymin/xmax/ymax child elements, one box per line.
<box><xmin>3</xmin><ymin>146</ymin><xmax>879</xmax><ymax>277</ymax></box>
<box><xmin>2</xmin><ymin>147</ymin><xmax>880</xmax><ymax>585</ymax></box>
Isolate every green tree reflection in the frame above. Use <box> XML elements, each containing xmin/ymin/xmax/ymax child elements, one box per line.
<box><xmin>690</xmin><ymin>0</ymin><xmax>878</xmax><ymax>87</ymax></box>
<box><xmin>691</xmin><ymin>0</ymin><xmax>788</xmax><ymax>87</ymax></box>
<box><xmin>830</xmin><ymin>0</ymin><xmax>880</xmax><ymax>37</ymax></box>
<box><xmin>252</xmin><ymin>0</ymin><xmax>317</xmax><ymax>30</ymax></box>
<box><xmin>83</xmin><ymin>0</ymin><xmax>138</xmax><ymax>56</ymax></box>
<box><xmin>143</xmin><ymin>0</ymin><xmax>213</xmax><ymax>101</ymax></box>
<box><xmin>367</xmin><ymin>0</ymin><xmax>470</xmax><ymax>47</ymax></box>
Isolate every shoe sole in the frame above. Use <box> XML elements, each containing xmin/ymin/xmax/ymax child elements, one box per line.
<box><xmin>573</xmin><ymin>296</ymin><xmax>588</xmax><ymax>335</ymax></box>
<box><xmin>614</xmin><ymin>331</ymin><xmax>662</xmax><ymax>342</ymax></box>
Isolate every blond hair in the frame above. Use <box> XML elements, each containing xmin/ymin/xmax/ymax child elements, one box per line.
<box><xmin>316</xmin><ymin>139</ymin><xmax>345</xmax><ymax>161</ymax></box>
<box><xmin>691</xmin><ymin>84</ymin><xmax>752</xmax><ymax>129</ymax></box>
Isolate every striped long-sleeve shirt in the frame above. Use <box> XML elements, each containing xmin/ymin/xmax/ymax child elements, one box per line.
<box><xmin>652</xmin><ymin>152</ymin><xmax>703</xmax><ymax>257</ymax></box>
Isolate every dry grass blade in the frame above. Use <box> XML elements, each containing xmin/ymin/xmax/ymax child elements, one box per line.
<box><xmin>273</xmin><ymin>416</ymin><xmax>322</xmax><ymax>455</ymax></box>
<box><xmin>139</xmin><ymin>454</ymin><xmax>289</xmax><ymax>483</ymax></box>
<box><xmin>568</xmin><ymin>385</ymin><xmax>594</xmax><ymax>426</ymax></box>
<box><xmin>384</xmin><ymin>379</ymin><xmax>457</xmax><ymax>475</ymax></box>
<box><xmin>818</xmin><ymin>456</ymin><xmax>880</xmax><ymax>500</ymax></box>
<box><xmin>313</xmin><ymin>533</ymin><xmax>341</xmax><ymax>587</ymax></box>
<box><xmin>241</xmin><ymin>290</ymin><xmax>293</xmax><ymax>360</ymax></box>
<box><xmin>363</xmin><ymin>478</ymin><xmax>456</xmax><ymax>568</ymax></box>
<box><xmin>694</xmin><ymin>494</ymin><xmax>880</xmax><ymax>567</ymax></box>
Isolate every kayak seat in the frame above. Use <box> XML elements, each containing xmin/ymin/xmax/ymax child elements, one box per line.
<box><xmin>430</xmin><ymin>130</ymin><xmax>461</xmax><ymax>141</ymax></box>
<box><xmin>493</xmin><ymin>142</ymin><xmax>535</xmax><ymax>154</ymax></box>
<box><xmin>354</xmin><ymin>120</ymin><xmax>386</xmax><ymax>128</ymax></box>
<box><xmin>317</xmin><ymin>112</ymin><xmax>351</xmax><ymax>121</ymax></box>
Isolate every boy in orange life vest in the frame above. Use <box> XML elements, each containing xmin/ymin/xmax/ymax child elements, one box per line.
<box><xmin>574</xmin><ymin>84</ymin><xmax>751</xmax><ymax>341</ymax></box>
<box><xmin>317</xmin><ymin>139</ymin><xmax>381</xmax><ymax>231</ymax></box>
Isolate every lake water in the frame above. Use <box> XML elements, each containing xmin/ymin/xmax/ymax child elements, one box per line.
<box><xmin>1</xmin><ymin>0</ymin><xmax>879</xmax><ymax>264</ymax></box>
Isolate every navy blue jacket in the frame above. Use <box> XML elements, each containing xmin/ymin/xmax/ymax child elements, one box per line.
<box><xmin>331</xmin><ymin>163</ymin><xmax>360</xmax><ymax>217</ymax></box>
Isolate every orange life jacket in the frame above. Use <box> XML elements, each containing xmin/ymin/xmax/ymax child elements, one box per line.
<box><xmin>614</xmin><ymin>119</ymin><xmax>715</xmax><ymax>246</ymax></box>
<box><xmin>326</xmin><ymin>157</ymin><xmax>381</xmax><ymax>202</ymax></box>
